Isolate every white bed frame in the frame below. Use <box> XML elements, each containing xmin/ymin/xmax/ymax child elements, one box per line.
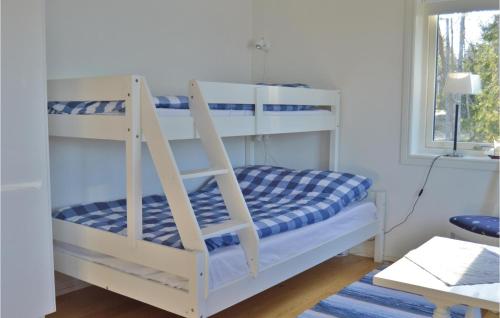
<box><xmin>48</xmin><ymin>75</ymin><xmax>386</xmax><ymax>318</ymax></box>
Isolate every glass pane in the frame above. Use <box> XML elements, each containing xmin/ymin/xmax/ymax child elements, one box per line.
<box><xmin>434</xmin><ymin>11</ymin><xmax>499</xmax><ymax>144</ymax></box>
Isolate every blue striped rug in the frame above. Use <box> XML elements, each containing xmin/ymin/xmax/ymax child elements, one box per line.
<box><xmin>299</xmin><ymin>269</ymin><xmax>467</xmax><ymax>318</ymax></box>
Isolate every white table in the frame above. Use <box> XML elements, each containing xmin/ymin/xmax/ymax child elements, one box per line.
<box><xmin>374</xmin><ymin>237</ymin><xmax>500</xmax><ymax>318</ymax></box>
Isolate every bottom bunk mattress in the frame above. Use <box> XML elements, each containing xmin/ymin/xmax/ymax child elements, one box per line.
<box><xmin>53</xmin><ymin>166</ymin><xmax>372</xmax><ymax>252</ymax></box>
<box><xmin>55</xmin><ymin>200</ymin><xmax>377</xmax><ymax>291</ymax></box>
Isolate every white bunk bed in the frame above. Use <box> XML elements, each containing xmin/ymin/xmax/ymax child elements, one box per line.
<box><xmin>48</xmin><ymin>75</ymin><xmax>386</xmax><ymax>318</ymax></box>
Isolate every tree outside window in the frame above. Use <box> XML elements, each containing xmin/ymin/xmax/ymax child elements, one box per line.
<box><xmin>433</xmin><ymin>11</ymin><xmax>499</xmax><ymax>145</ymax></box>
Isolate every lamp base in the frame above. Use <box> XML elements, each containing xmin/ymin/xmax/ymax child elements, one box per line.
<box><xmin>445</xmin><ymin>151</ymin><xmax>463</xmax><ymax>158</ymax></box>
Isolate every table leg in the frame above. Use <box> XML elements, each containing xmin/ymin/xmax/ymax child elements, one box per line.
<box><xmin>465</xmin><ymin>307</ymin><xmax>482</xmax><ymax>318</ymax></box>
<box><xmin>433</xmin><ymin>304</ymin><xmax>451</xmax><ymax>318</ymax></box>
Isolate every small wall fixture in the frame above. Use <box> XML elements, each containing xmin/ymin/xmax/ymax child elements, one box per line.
<box><xmin>255</xmin><ymin>37</ymin><xmax>271</xmax><ymax>52</ymax></box>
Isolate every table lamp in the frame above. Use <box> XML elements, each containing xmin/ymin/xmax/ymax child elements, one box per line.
<box><xmin>442</xmin><ymin>72</ymin><xmax>482</xmax><ymax>157</ymax></box>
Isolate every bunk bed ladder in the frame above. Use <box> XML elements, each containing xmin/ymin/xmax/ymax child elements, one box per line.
<box><xmin>188</xmin><ymin>80</ymin><xmax>260</xmax><ymax>277</ymax></box>
<box><xmin>139</xmin><ymin>78</ymin><xmax>259</xmax><ymax>301</ymax></box>
<box><xmin>139</xmin><ymin>78</ymin><xmax>207</xmax><ymax>254</ymax></box>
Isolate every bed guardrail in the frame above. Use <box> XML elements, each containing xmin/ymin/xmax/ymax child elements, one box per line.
<box><xmin>47</xmin><ymin>77</ymin><xmax>340</xmax><ymax>140</ymax></box>
<box><xmin>48</xmin><ymin>75</ymin><xmax>132</xmax><ymax>101</ymax></box>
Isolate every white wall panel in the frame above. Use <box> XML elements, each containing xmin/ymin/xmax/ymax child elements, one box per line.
<box><xmin>1</xmin><ymin>0</ymin><xmax>55</xmax><ymax>316</ymax></box>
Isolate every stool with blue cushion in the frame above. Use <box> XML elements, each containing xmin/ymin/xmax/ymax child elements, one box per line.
<box><xmin>449</xmin><ymin>215</ymin><xmax>499</xmax><ymax>246</ymax></box>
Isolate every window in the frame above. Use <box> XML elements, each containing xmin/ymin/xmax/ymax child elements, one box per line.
<box><xmin>427</xmin><ymin>10</ymin><xmax>499</xmax><ymax>149</ymax></box>
<box><xmin>402</xmin><ymin>0</ymin><xmax>499</xmax><ymax>165</ymax></box>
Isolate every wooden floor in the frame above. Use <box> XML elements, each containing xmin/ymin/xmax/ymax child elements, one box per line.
<box><xmin>48</xmin><ymin>255</ymin><xmax>375</xmax><ymax>318</ymax></box>
<box><xmin>48</xmin><ymin>255</ymin><xmax>499</xmax><ymax>318</ymax></box>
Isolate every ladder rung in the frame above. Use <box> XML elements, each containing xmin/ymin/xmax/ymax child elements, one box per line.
<box><xmin>201</xmin><ymin>220</ymin><xmax>249</xmax><ymax>239</ymax></box>
<box><xmin>180</xmin><ymin>167</ymin><xmax>228</xmax><ymax>180</ymax></box>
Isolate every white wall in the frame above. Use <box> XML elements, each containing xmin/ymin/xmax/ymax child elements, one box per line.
<box><xmin>46</xmin><ymin>0</ymin><xmax>253</xmax><ymax>207</ymax></box>
<box><xmin>1</xmin><ymin>0</ymin><xmax>55</xmax><ymax>315</ymax></box>
<box><xmin>46</xmin><ymin>0</ymin><xmax>253</xmax><ymax>95</ymax></box>
<box><xmin>252</xmin><ymin>0</ymin><xmax>499</xmax><ymax>259</ymax></box>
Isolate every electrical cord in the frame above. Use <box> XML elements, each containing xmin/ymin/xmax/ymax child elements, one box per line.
<box><xmin>262</xmin><ymin>51</ymin><xmax>268</xmax><ymax>83</ymax></box>
<box><xmin>384</xmin><ymin>155</ymin><xmax>442</xmax><ymax>235</ymax></box>
<box><xmin>263</xmin><ymin>137</ymin><xmax>279</xmax><ymax>165</ymax></box>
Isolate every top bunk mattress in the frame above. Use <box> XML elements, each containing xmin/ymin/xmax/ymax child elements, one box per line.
<box><xmin>53</xmin><ymin>166</ymin><xmax>372</xmax><ymax>252</ymax></box>
<box><xmin>47</xmin><ymin>83</ymin><xmax>330</xmax><ymax>116</ymax></box>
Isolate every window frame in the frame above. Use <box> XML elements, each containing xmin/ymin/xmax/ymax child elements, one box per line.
<box><xmin>400</xmin><ymin>0</ymin><xmax>499</xmax><ymax>171</ymax></box>
<box><xmin>423</xmin><ymin>12</ymin><xmax>496</xmax><ymax>152</ymax></box>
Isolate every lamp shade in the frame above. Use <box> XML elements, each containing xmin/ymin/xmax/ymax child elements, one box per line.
<box><xmin>443</xmin><ymin>72</ymin><xmax>482</xmax><ymax>95</ymax></box>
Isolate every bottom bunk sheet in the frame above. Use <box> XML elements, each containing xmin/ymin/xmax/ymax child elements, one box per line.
<box><xmin>55</xmin><ymin>201</ymin><xmax>376</xmax><ymax>291</ymax></box>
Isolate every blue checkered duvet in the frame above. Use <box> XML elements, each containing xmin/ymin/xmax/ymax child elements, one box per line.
<box><xmin>47</xmin><ymin>83</ymin><xmax>320</xmax><ymax>115</ymax></box>
<box><xmin>53</xmin><ymin>166</ymin><xmax>372</xmax><ymax>251</ymax></box>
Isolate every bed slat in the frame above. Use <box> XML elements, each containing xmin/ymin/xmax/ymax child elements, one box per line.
<box><xmin>201</xmin><ymin>220</ymin><xmax>249</xmax><ymax>240</ymax></box>
<box><xmin>180</xmin><ymin>167</ymin><xmax>228</xmax><ymax>180</ymax></box>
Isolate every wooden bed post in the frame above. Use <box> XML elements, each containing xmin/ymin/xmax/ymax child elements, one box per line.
<box><xmin>255</xmin><ymin>87</ymin><xmax>265</xmax><ymax>135</ymax></box>
<box><xmin>189</xmin><ymin>252</ymin><xmax>207</xmax><ymax>318</ymax></box>
<box><xmin>125</xmin><ymin>75</ymin><xmax>143</xmax><ymax>244</ymax></box>
<box><xmin>245</xmin><ymin>136</ymin><xmax>256</xmax><ymax>166</ymax></box>
<box><xmin>373</xmin><ymin>191</ymin><xmax>386</xmax><ymax>263</ymax></box>
<box><xmin>329</xmin><ymin>92</ymin><xmax>341</xmax><ymax>171</ymax></box>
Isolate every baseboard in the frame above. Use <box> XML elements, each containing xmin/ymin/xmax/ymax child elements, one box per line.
<box><xmin>55</xmin><ymin>271</ymin><xmax>89</xmax><ymax>296</ymax></box>
<box><xmin>349</xmin><ymin>240</ymin><xmax>374</xmax><ymax>258</ymax></box>
<box><xmin>348</xmin><ymin>239</ymin><xmax>399</xmax><ymax>262</ymax></box>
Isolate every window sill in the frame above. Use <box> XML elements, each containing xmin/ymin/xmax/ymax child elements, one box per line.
<box><xmin>402</xmin><ymin>152</ymin><xmax>499</xmax><ymax>171</ymax></box>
